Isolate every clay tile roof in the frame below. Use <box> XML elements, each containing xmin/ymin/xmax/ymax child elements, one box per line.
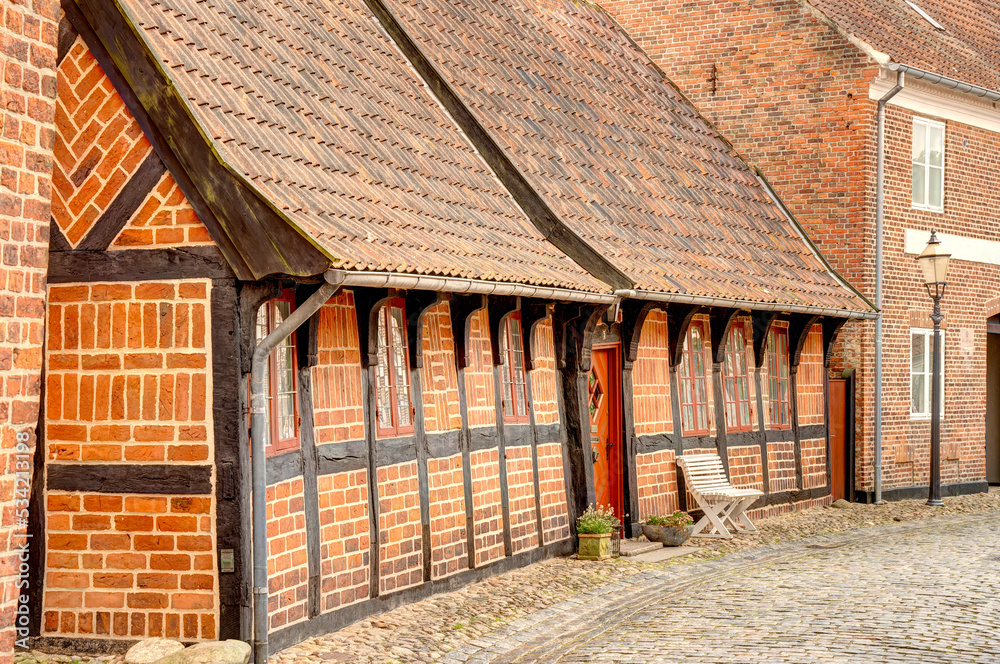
<box><xmin>116</xmin><ymin>0</ymin><xmax>607</xmax><ymax>293</ymax></box>
<box><xmin>381</xmin><ymin>0</ymin><xmax>872</xmax><ymax>313</ymax></box>
<box><xmin>804</xmin><ymin>0</ymin><xmax>1000</xmax><ymax>92</ymax></box>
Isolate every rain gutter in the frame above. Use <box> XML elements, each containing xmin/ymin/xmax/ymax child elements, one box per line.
<box><xmin>874</xmin><ymin>69</ymin><xmax>906</xmax><ymax>505</ymax></box>
<box><xmin>612</xmin><ymin>289</ymin><xmax>878</xmax><ymax>320</ymax></box>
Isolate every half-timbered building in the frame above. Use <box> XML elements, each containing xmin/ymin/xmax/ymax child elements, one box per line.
<box><xmin>21</xmin><ymin>0</ymin><xmax>873</xmax><ymax>658</ymax></box>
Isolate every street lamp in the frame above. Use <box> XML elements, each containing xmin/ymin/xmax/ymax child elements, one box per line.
<box><xmin>917</xmin><ymin>229</ymin><xmax>950</xmax><ymax>507</ymax></box>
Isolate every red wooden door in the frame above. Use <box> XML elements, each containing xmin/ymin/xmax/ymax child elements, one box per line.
<box><xmin>829</xmin><ymin>378</ymin><xmax>847</xmax><ymax>501</ymax></box>
<box><xmin>589</xmin><ymin>345</ymin><xmax>623</xmax><ymax>521</ymax></box>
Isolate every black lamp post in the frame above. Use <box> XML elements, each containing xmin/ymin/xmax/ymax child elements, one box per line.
<box><xmin>917</xmin><ymin>229</ymin><xmax>950</xmax><ymax>507</ymax></box>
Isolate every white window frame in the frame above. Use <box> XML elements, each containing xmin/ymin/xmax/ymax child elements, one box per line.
<box><xmin>910</xmin><ymin>327</ymin><xmax>945</xmax><ymax>420</ymax></box>
<box><xmin>912</xmin><ymin>117</ymin><xmax>945</xmax><ymax>212</ymax></box>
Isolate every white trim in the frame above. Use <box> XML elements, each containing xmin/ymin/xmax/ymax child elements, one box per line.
<box><xmin>910</xmin><ymin>327</ymin><xmax>944</xmax><ymax>421</ymax></box>
<box><xmin>911</xmin><ymin>117</ymin><xmax>945</xmax><ymax>212</ymax></box>
<box><xmin>870</xmin><ymin>69</ymin><xmax>1000</xmax><ymax>134</ymax></box>
<box><xmin>903</xmin><ymin>1</ymin><xmax>945</xmax><ymax>31</ymax></box>
<box><xmin>903</xmin><ymin>228</ymin><xmax>1000</xmax><ymax>267</ymax></box>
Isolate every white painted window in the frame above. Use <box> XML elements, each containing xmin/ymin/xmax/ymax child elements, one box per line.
<box><xmin>911</xmin><ymin>328</ymin><xmax>945</xmax><ymax>419</ymax></box>
<box><xmin>912</xmin><ymin>118</ymin><xmax>944</xmax><ymax>211</ymax></box>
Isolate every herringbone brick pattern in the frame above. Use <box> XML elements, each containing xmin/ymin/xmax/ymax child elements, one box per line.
<box><xmin>52</xmin><ymin>37</ymin><xmax>151</xmax><ymax>246</ymax></box>
<box><xmin>111</xmin><ymin>172</ymin><xmax>212</xmax><ymax>248</ymax></box>
<box><xmin>530</xmin><ymin>319</ymin><xmax>559</xmax><ymax>426</ymax></box>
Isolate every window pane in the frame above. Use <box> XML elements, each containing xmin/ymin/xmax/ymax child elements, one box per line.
<box><xmin>929</xmin><ymin>125</ymin><xmax>943</xmax><ymax>166</ymax></box>
<box><xmin>913</xmin><ymin>124</ymin><xmax>926</xmax><ymax>162</ymax></box>
<box><xmin>376</xmin><ymin>310</ymin><xmax>393</xmax><ymax>430</ymax></box>
<box><xmin>929</xmin><ymin>167</ymin><xmax>942</xmax><ymax>207</ymax></box>
<box><xmin>682</xmin><ymin>405</ymin><xmax>693</xmax><ymax>433</ymax></box>
<box><xmin>696</xmin><ymin>403</ymin><xmax>707</xmax><ymax>432</ymax></box>
<box><xmin>389</xmin><ymin>307</ymin><xmax>411</xmax><ymax>428</ymax></box>
<box><xmin>911</xmin><ymin>333</ymin><xmax>925</xmax><ymax>374</ymax></box>
<box><xmin>912</xmin><ymin>165</ymin><xmax>925</xmax><ymax>206</ymax></box>
<box><xmin>912</xmin><ymin>373</ymin><xmax>926</xmax><ymax>415</ymax></box>
<box><xmin>740</xmin><ymin>401</ymin><xmax>751</xmax><ymax>427</ymax></box>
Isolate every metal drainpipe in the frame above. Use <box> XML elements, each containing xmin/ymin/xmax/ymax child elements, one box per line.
<box><xmin>251</xmin><ymin>276</ymin><xmax>341</xmax><ymax>664</ymax></box>
<box><xmin>874</xmin><ymin>69</ymin><xmax>905</xmax><ymax>504</ymax></box>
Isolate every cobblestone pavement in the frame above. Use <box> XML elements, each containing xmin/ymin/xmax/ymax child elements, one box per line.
<box><xmin>18</xmin><ymin>490</ymin><xmax>1000</xmax><ymax>664</ymax></box>
<box><xmin>455</xmin><ymin>515</ymin><xmax>1000</xmax><ymax>663</ymax></box>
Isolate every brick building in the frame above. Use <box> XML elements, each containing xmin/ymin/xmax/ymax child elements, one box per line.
<box><xmin>603</xmin><ymin>0</ymin><xmax>1000</xmax><ymax>501</ymax></box>
<box><xmin>4</xmin><ymin>0</ymin><xmax>876</xmax><ymax>660</ymax></box>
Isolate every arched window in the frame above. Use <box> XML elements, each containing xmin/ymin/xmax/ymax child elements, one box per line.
<box><xmin>256</xmin><ymin>292</ymin><xmax>300</xmax><ymax>454</ymax></box>
<box><xmin>679</xmin><ymin>321</ymin><xmax>709</xmax><ymax>436</ymax></box>
<box><xmin>499</xmin><ymin>312</ymin><xmax>529</xmax><ymax>423</ymax></box>
<box><xmin>723</xmin><ymin>322</ymin><xmax>753</xmax><ymax>432</ymax></box>
<box><xmin>375</xmin><ymin>298</ymin><xmax>414</xmax><ymax>437</ymax></box>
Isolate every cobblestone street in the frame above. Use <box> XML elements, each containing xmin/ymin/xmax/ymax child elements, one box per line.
<box><xmin>465</xmin><ymin>516</ymin><xmax>1000</xmax><ymax>664</ymax></box>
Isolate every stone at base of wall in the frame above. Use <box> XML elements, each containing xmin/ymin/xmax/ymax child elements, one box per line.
<box><xmin>854</xmin><ymin>481</ymin><xmax>989</xmax><ymax>504</ymax></box>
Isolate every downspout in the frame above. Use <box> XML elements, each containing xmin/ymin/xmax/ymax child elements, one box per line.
<box><xmin>251</xmin><ymin>274</ymin><xmax>342</xmax><ymax>664</ymax></box>
<box><xmin>874</xmin><ymin>69</ymin><xmax>905</xmax><ymax>504</ymax></box>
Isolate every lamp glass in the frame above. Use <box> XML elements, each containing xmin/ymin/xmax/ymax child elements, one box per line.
<box><xmin>917</xmin><ymin>239</ymin><xmax>951</xmax><ymax>286</ymax></box>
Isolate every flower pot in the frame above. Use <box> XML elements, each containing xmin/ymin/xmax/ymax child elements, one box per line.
<box><xmin>577</xmin><ymin>532</ymin><xmax>612</xmax><ymax>560</ymax></box>
<box><xmin>641</xmin><ymin>523</ymin><xmax>694</xmax><ymax>547</ymax></box>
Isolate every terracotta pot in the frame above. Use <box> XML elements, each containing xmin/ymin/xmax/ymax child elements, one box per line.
<box><xmin>641</xmin><ymin>523</ymin><xmax>694</xmax><ymax>546</ymax></box>
<box><xmin>577</xmin><ymin>532</ymin><xmax>612</xmax><ymax>560</ymax></box>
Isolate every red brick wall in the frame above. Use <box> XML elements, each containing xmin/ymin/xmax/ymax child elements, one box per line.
<box><xmin>633</xmin><ymin>309</ymin><xmax>671</xmax><ymax>435</ymax></box>
<box><xmin>727</xmin><ymin>445</ymin><xmax>764</xmax><ymax>491</ymax></box>
<box><xmin>311</xmin><ymin>292</ymin><xmax>364</xmax><ymax>446</ymax></box>
<box><xmin>43</xmin><ymin>493</ymin><xmax>216</xmax><ymax>640</ymax></box>
<box><xmin>427</xmin><ymin>453</ymin><xmax>467</xmax><ymax>579</ymax></box>
<box><xmin>801</xmin><ymin>438</ymin><xmax>827</xmax><ymax>490</ymax></box>
<box><xmin>265</xmin><ymin>478</ymin><xmax>307</xmax><ymax>631</ymax></box>
<box><xmin>504</xmin><ymin>445</ymin><xmax>538</xmax><ymax>554</ymax></box>
<box><xmin>766</xmin><ymin>441</ymin><xmax>797</xmax><ymax>493</ymax></box>
<box><xmin>797</xmin><ymin>325</ymin><xmax>825</xmax><ymax>426</ymax></box>
<box><xmin>536</xmin><ymin>442</ymin><xmax>569</xmax><ymax>543</ymax></box>
<box><xmin>464</xmin><ymin>309</ymin><xmax>495</xmax><ymax>429</ymax></box>
<box><xmin>420</xmin><ymin>302</ymin><xmax>462</xmax><ymax>433</ymax></box>
<box><xmin>376</xmin><ymin>461</ymin><xmax>422</xmax><ymax>594</ymax></box>
<box><xmin>318</xmin><ymin>469</ymin><xmax>369</xmax><ymax>613</ymax></box>
<box><xmin>869</xmin><ymin>106</ymin><xmax>999</xmax><ymax>491</ymax></box>
<box><xmin>52</xmin><ymin>37</ymin><xmax>151</xmax><ymax>246</ymax></box>
<box><xmin>1</xmin><ymin>0</ymin><xmax>56</xmax><ymax>656</ymax></box>
<box><xmin>530</xmin><ymin>319</ymin><xmax>559</xmax><ymax>425</ymax></box>
<box><xmin>45</xmin><ymin>280</ymin><xmax>211</xmax><ymax>463</ymax></box>
<box><xmin>635</xmin><ymin>450</ymin><xmax>677</xmax><ymax>520</ymax></box>
<box><xmin>469</xmin><ymin>448</ymin><xmax>503</xmax><ymax>567</ymax></box>
<box><xmin>110</xmin><ymin>172</ymin><xmax>211</xmax><ymax>248</ymax></box>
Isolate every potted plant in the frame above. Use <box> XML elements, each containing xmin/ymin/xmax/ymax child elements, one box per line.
<box><xmin>641</xmin><ymin>511</ymin><xmax>695</xmax><ymax>546</ymax></box>
<box><xmin>576</xmin><ymin>505</ymin><xmax>619</xmax><ymax>560</ymax></box>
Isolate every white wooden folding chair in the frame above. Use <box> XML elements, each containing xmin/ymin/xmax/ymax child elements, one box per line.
<box><xmin>676</xmin><ymin>453</ymin><xmax>764</xmax><ymax>538</ymax></box>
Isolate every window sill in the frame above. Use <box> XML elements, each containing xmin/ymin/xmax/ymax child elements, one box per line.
<box><xmin>909</xmin><ymin>415</ymin><xmax>945</xmax><ymax>422</ymax></box>
<box><xmin>911</xmin><ymin>203</ymin><xmax>944</xmax><ymax>214</ymax></box>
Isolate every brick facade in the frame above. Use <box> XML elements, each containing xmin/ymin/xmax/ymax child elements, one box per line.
<box><xmin>52</xmin><ymin>37</ymin><xmax>151</xmax><ymax>246</ymax></box>
<box><xmin>44</xmin><ymin>280</ymin><xmax>211</xmax><ymax>464</ymax></box>
<box><xmin>427</xmin><ymin>453</ymin><xmax>468</xmax><ymax>579</ymax></box>
<box><xmin>530</xmin><ymin>319</ymin><xmax>559</xmax><ymax>425</ymax></box>
<box><xmin>43</xmin><ymin>492</ymin><xmax>216</xmax><ymax>640</ymax></box>
<box><xmin>504</xmin><ymin>444</ymin><xmax>538</xmax><ymax>554</ymax></box>
<box><xmin>632</xmin><ymin>310</ymin><xmax>671</xmax><ymax>435</ymax></box>
<box><xmin>536</xmin><ymin>442</ymin><xmax>569</xmax><ymax>544</ymax></box>
<box><xmin>1</xmin><ymin>0</ymin><xmax>57</xmax><ymax>657</ymax></box>
<box><xmin>469</xmin><ymin>448</ymin><xmax>504</xmax><ymax>567</ymax></box>
<box><xmin>311</xmin><ymin>292</ymin><xmax>365</xmax><ymax>446</ymax></box>
<box><xmin>376</xmin><ymin>461</ymin><xmax>422</xmax><ymax>595</ymax></box>
<box><xmin>110</xmin><ymin>172</ymin><xmax>211</xmax><ymax>249</ymax></box>
<box><xmin>317</xmin><ymin>469</ymin><xmax>369</xmax><ymax>613</ymax></box>
<box><xmin>420</xmin><ymin>303</ymin><xmax>462</xmax><ymax>434</ymax></box>
<box><xmin>265</xmin><ymin>478</ymin><xmax>307</xmax><ymax>630</ymax></box>
<box><xmin>635</xmin><ymin>450</ymin><xmax>678</xmax><ymax>521</ymax></box>
<box><xmin>726</xmin><ymin>445</ymin><xmax>764</xmax><ymax>491</ymax></box>
<box><xmin>464</xmin><ymin>309</ymin><xmax>495</xmax><ymax>429</ymax></box>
